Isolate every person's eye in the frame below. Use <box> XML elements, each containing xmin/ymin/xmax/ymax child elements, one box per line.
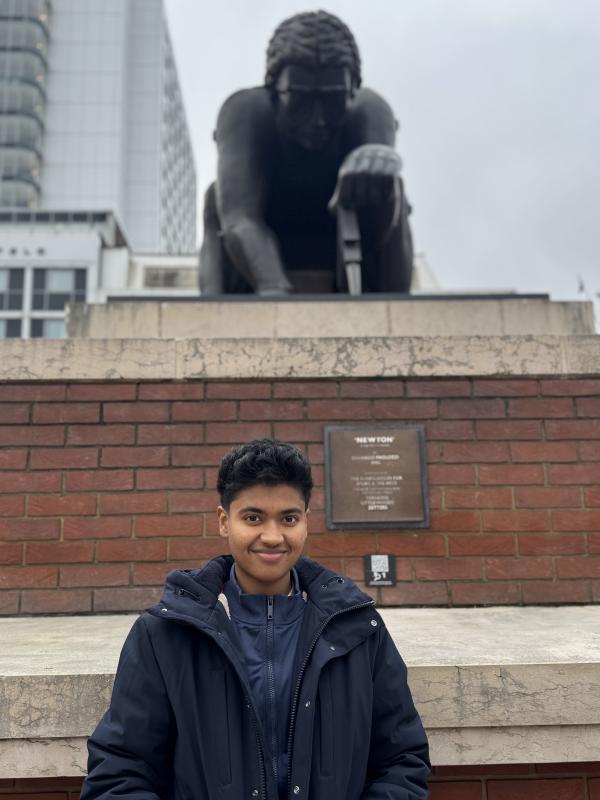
<box><xmin>243</xmin><ymin>514</ymin><xmax>260</xmax><ymax>523</ymax></box>
<box><xmin>283</xmin><ymin>515</ymin><xmax>299</xmax><ymax>525</ymax></box>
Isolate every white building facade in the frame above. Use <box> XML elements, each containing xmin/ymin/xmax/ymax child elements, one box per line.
<box><xmin>0</xmin><ymin>0</ymin><xmax>196</xmax><ymax>254</ymax></box>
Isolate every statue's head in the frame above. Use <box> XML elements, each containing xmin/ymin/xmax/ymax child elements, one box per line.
<box><xmin>265</xmin><ymin>10</ymin><xmax>362</xmax><ymax>151</ymax></box>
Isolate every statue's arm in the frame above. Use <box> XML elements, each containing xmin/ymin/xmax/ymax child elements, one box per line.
<box><xmin>215</xmin><ymin>89</ymin><xmax>291</xmax><ymax>294</ymax></box>
<box><xmin>343</xmin><ymin>88</ymin><xmax>398</xmax><ymax>149</ymax></box>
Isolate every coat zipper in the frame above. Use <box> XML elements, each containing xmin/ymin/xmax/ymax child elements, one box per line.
<box><xmin>286</xmin><ymin>599</ymin><xmax>374</xmax><ymax>800</ymax></box>
<box><xmin>266</xmin><ymin>595</ymin><xmax>278</xmax><ymax>787</ymax></box>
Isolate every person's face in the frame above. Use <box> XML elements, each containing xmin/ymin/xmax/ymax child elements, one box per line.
<box><xmin>217</xmin><ymin>483</ymin><xmax>308</xmax><ymax>595</ymax></box>
<box><xmin>274</xmin><ymin>64</ymin><xmax>353</xmax><ymax>151</ymax></box>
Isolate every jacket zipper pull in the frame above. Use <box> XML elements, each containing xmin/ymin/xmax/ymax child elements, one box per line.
<box><xmin>267</xmin><ymin>595</ymin><xmax>274</xmax><ymax>620</ymax></box>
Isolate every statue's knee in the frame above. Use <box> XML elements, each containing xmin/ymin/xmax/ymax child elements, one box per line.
<box><xmin>203</xmin><ymin>183</ymin><xmax>220</xmax><ymax>227</ymax></box>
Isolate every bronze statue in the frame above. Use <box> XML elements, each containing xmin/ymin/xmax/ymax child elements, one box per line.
<box><xmin>199</xmin><ymin>11</ymin><xmax>413</xmax><ymax>295</ymax></box>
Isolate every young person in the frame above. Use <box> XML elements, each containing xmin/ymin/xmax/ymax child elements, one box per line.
<box><xmin>81</xmin><ymin>438</ymin><xmax>430</xmax><ymax>800</ymax></box>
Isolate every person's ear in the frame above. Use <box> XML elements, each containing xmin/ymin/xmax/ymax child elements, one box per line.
<box><xmin>217</xmin><ymin>506</ymin><xmax>229</xmax><ymax>539</ymax></box>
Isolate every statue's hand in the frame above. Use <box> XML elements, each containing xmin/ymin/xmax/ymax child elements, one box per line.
<box><xmin>329</xmin><ymin>144</ymin><xmax>404</xmax><ymax>240</ymax></box>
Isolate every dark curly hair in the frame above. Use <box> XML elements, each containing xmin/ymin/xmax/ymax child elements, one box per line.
<box><xmin>217</xmin><ymin>438</ymin><xmax>313</xmax><ymax>509</ymax></box>
<box><xmin>265</xmin><ymin>10</ymin><xmax>362</xmax><ymax>89</ymax></box>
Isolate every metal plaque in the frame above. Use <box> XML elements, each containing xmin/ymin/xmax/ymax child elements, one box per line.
<box><xmin>364</xmin><ymin>554</ymin><xmax>397</xmax><ymax>586</ymax></box>
<box><xmin>324</xmin><ymin>425</ymin><xmax>429</xmax><ymax>529</ymax></box>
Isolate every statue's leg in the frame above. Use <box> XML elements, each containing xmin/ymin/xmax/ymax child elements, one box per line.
<box><xmin>373</xmin><ymin>206</ymin><xmax>414</xmax><ymax>293</ymax></box>
<box><xmin>199</xmin><ymin>184</ymin><xmax>252</xmax><ymax>294</ymax></box>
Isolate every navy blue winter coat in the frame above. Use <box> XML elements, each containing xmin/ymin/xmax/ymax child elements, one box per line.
<box><xmin>81</xmin><ymin>555</ymin><xmax>430</xmax><ymax>800</ymax></box>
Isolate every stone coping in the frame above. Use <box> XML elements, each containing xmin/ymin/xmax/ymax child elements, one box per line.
<box><xmin>1</xmin><ymin>606</ymin><xmax>599</xmax><ymax>776</ymax></box>
<box><xmin>0</xmin><ymin>335</ymin><xmax>599</xmax><ymax>381</ymax></box>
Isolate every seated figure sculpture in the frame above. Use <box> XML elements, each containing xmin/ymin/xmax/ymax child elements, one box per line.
<box><xmin>199</xmin><ymin>11</ymin><xmax>414</xmax><ymax>295</ymax></box>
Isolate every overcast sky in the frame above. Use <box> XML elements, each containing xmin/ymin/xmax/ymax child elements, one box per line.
<box><xmin>164</xmin><ymin>0</ymin><xmax>599</xmax><ymax>313</ymax></box>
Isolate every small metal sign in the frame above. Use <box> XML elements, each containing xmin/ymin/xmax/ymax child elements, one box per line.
<box><xmin>364</xmin><ymin>554</ymin><xmax>397</xmax><ymax>587</ymax></box>
<box><xmin>325</xmin><ymin>424</ymin><xmax>429</xmax><ymax>529</ymax></box>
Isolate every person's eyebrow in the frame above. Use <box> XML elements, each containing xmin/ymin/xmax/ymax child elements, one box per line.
<box><xmin>238</xmin><ymin>506</ymin><xmax>264</xmax><ymax>513</ymax></box>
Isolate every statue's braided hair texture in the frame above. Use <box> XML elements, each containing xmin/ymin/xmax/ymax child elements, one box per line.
<box><xmin>265</xmin><ymin>10</ymin><xmax>362</xmax><ymax>89</ymax></box>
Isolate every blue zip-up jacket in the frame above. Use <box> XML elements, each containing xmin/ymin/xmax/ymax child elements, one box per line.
<box><xmin>81</xmin><ymin>555</ymin><xmax>430</xmax><ymax>800</ymax></box>
<box><xmin>223</xmin><ymin>566</ymin><xmax>305</xmax><ymax>800</ymax></box>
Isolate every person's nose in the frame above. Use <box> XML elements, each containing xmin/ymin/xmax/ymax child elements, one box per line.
<box><xmin>310</xmin><ymin>99</ymin><xmax>326</xmax><ymax>128</ymax></box>
<box><xmin>259</xmin><ymin>520</ymin><xmax>285</xmax><ymax>546</ymax></box>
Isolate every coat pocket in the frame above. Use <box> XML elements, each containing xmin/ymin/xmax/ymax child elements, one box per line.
<box><xmin>208</xmin><ymin>668</ymin><xmax>232</xmax><ymax>785</ymax></box>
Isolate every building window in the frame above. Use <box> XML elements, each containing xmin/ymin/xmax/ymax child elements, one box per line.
<box><xmin>30</xmin><ymin>318</ymin><xmax>65</xmax><ymax>338</ymax></box>
<box><xmin>0</xmin><ymin>267</ymin><xmax>24</xmax><ymax>309</ymax></box>
<box><xmin>32</xmin><ymin>268</ymin><xmax>86</xmax><ymax>310</ymax></box>
<box><xmin>0</xmin><ymin>318</ymin><xmax>21</xmax><ymax>337</ymax></box>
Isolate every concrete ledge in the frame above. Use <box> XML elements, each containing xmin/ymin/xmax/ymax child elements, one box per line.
<box><xmin>1</xmin><ymin>335</ymin><xmax>599</xmax><ymax>380</ymax></box>
<box><xmin>66</xmin><ymin>298</ymin><xmax>596</xmax><ymax>338</ymax></box>
<box><xmin>1</xmin><ymin>607</ymin><xmax>599</xmax><ymax>776</ymax></box>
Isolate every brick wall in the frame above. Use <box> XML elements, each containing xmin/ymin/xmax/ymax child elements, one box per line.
<box><xmin>2</xmin><ymin>764</ymin><xmax>600</xmax><ymax>799</ymax></box>
<box><xmin>1</xmin><ymin>377</ymin><xmax>599</xmax><ymax>614</ymax></box>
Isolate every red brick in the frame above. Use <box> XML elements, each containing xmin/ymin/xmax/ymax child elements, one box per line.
<box><xmin>0</xmin><ymin>495</ymin><xmax>24</xmax><ymax>516</ymax></box>
<box><xmin>516</xmin><ymin>487</ymin><xmax>582</xmax><ymax>509</ymax></box>
<box><xmin>0</xmin><ymin>471</ymin><xmax>61</xmax><ymax>493</ymax></box>
<box><xmin>416</xmin><ymin>557</ymin><xmax>482</xmax><ymax>580</ymax></box>
<box><xmin>378</xmin><ymin>533</ymin><xmax>445</xmax><ymax>556</ymax></box>
<box><xmin>433</xmin><ymin>765</ymin><xmax>532</xmax><ymax>777</ymax></box>
<box><xmin>0</xmin><ymin>591</ymin><xmax>19</xmax><ymax>614</ymax></box>
<box><xmin>425</xmin><ymin>420</ymin><xmax>475</xmax><ymax>441</ymax></box>
<box><xmin>133</xmin><ymin>562</ymin><xmax>174</xmax><ymax>584</ymax></box>
<box><xmin>26</xmin><ymin>542</ymin><xmax>94</xmax><ymax>564</ymax></box>
<box><xmin>308</xmin><ymin>399</ymin><xmax>370</xmax><ymax>419</ymax></box>
<box><xmin>138</xmin><ymin>383</ymin><xmax>204</xmax><ymax>400</ymax></box>
<box><xmin>169</xmin><ymin>538</ymin><xmax>227</xmax><ymax>560</ymax></box>
<box><xmin>103</xmin><ymin>402</ymin><xmax>169</xmax><ymax>423</ymax></box>
<box><xmin>372</xmin><ymin>399</ymin><xmax>437</xmax><ymax>419</ymax></box>
<box><xmin>0</xmin><ymin>384</ymin><xmax>66</xmax><ymax>401</ymax></box>
<box><xmin>0</xmin><ymin>566</ymin><xmax>57</xmax><ymax>589</ymax></box>
<box><xmin>0</xmin><ymin>791</ymin><xmax>68</xmax><ymax>800</ymax></box>
<box><xmin>274</xmin><ymin>381</ymin><xmax>336</xmax><ymax>399</ymax></box>
<box><xmin>590</xmin><ymin>535</ymin><xmax>600</xmax><ymax>553</ymax></box>
<box><xmin>553</xmin><ymin>510</ymin><xmax>600</xmax><ymax>531</ymax></box>
<box><xmin>63</xmin><ymin>517</ymin><xmax>131</xmax><ymax>540</ymax></box>
<box><xmin>487</xmin><ymin>556</ymin><xmax>553</xmax><ymax>579</ymax></box>
<box><xmin>30</xmin><ymin>448</ymin><xmax>98</xmax><ymax>470</ymax></box>
<box><xmin>429</xmin><ymin>782</ymin><xmax>483</xmax><ymax>800</ymax></box>
<box><xmin>65</xmin><ymin>469</ymin><xmax>134</xmax><ymax>492</ymax></box>
<box><xmin>406</xmin><ymin>380</ymin><xmax>471</xmax><ymax>398</ymax></box>
<box><xmin>440</xmin><ymin>399</ymin><xmax>505</xmax><ymax>419</ymax></box>
<box><xmin>473</xmin><ymin>379</ymin><xmax>539</xmax><ymax>397</ymax></box>
<box><xmin>586</xmin><ymin>488</ymin><xmax>600</xmax><ymax>507</ymax></box>
<box><xmin>99</xmin><ymin>492</ymin><xmax>167</xmax><ymax>514</ymax></box>
<box><xmin>68</xmin><ymin>384</ymin><xmax>136</xmax><ymax>401</ymax></box>
<box><xmin>429</xmin><ymin>486</ymin><xmax>442</xmax><ymax>509</ymax></box>
<box><xmin>482</xmin><ymin>510</ymin><xmax>549</xmax><ymax>532</ymax></box>
<box><xmin>577</xmin><ymin>397</ymin><xmax>600</xmax><ymax>417</ymax></box>
<box><xmin>172</xmin><ymin>401</ymin><xmax>236</xmax><ymax>421</ymax></box>
<box><xmin>21</xmin><ymin>589</ymin><xmax>92</xmax><ymax>614</ymax></box>
<box><xmin>307</xmin><ymin>443</ymin><xmax>324</xmax><ymax>463</ymax></box>
<box><xmin>511</xmin><ymin>442</ymin><xmax>578</xmax><ymax>463</ymax></box>
<box><xmin>593</xmin><ymin>582</ymin><xmax>600</xmax><ymax>602</ymax></box>
<box><xmin>136</xmin><ymin>468</ymin><xmax>204</xmax><ymax>490</ymax></box>
<box><xmin>207</xmin><ymin>382</ymin><xmax>271</xmax><ymax>399</ymax></box>
<box><xmin>306</xmin><ymin>534</ymin><xmax>377</xmax><ymax>558</ymax></box>
<box><xmin>0</xmin><ymin>449</ymin><xmax>27</xmax><ymax>469</ymax></box>
<box><xmin>60</xmin><ymin>564</ymin><xmax>129</xmax><ymax>587</ymax></box>
<box><xmin>135</xmin><ymin>514</ymin><xmax>202</xmax><ymax>537</ymax></box>
<box><xmin>430</xmin><ymin>511</ymin><xmax>481</xmax><ymax>532</ymax></box>
<box><xmin>138</xmin><ymin>423</ymin><xmax>205</xmax><ymax>445</ymax></box>
<box><xmin>589</xmin><ymin>778</ymin><xmax>600</xmax><ymax>800</ymax></box>
<box><xmin>169</xmin><ymin>492</ymin><xmax>217</xmax><ymax>513</ymax></box>
<box><xmin>541</xmin><ymin>378</ymin><xmax>600</xmax><ymax>396</ymax></box>
<box><xmin>445</xmin><ymin>488</ymin><xmax>513</xmax><ymax>509</ymax></box>
<box><xmin>508</xmin><ymin>398</ymin><xmax>574</xmax><ymax>418</ymax></box>
<box><xmin>67</xmin><ymin>425</ymin><xmax>135</xmax><ymax>445</ymax></box>
<box><xmin>451</xmin><ymin>582</ymin><xmax>521</xmax><ymax>605</ymax></box>
<box><xmin>428</xmin><ymin>464</ymin><xmax>476</xmax><ymax>485</ymax></box>
<box><xmin>0</xmin><ymin>425</ymin><xmax>64</xmax><ymax>445</ymax></box>
<box><xmin>443</xmin><ymin>442</ymin><xmax>509</xmax><ymax>463</ymax></box>
<box><xmin>480</xmin><ymin>464</ymin><xmax>544</xmax><ymax>485</ymax></box>
<box><xmin>379</xmin><ymin>582</ymin><xmax>448</xmax><ymax>605</ymax></box>
<box><xmin>580</xmin><ymin>441</ymin><xmax>600</xmax><ymax>460</ymax></box>
<box><xmin>33</xmin><ymin>403</ymin><xmax>100</xmax><ymax>423</ymax></box>
<box><xmin>550</xmin><ymin>464</ymin><xmax>600</xmax><ymax>485</ymax></box>
<box><xmin>427</xmin><ymin>441</ymin><xmax>442</xmax><ymax>462</ymax></box>
<box><xmin>522</xmin><ymin>580</ymin><xmax>591</xmax><ymax>604</ymax></box>
<box><xmin>0</xmin><ymin>543</ymin><xmax>21</xmax><ymax>564</ymax></box>
<box><xmin>545</xmin><ymin>419</ymin><xmax>600</xmax><ymax>439</ymax></box>
<box><xmin>28</xmin><ymin>495</ymin><xmax>96</xmax><ymax>517</ymax></box>
<box><xmin>0</xmin><ymin>518</ymin><xmax>60</xmax><ymax>541</ymax></box>
<box><xmin>488</xmin><ymin>778</ymin><xmax>584</xmax><ymax>800</ymax></box>
<box><xmin>0</xmin><ymin>403</ymin><xmax>30</xmax><ymax>423</ymax></box>
<box><xmin>340</xmin><ymin>380</ymin><xmax>403</xmax><ymax>398</ymax></box>
<box><xmin>476</xmin><ymin>420</ymin><xmax>542</xmax><ymax>440</ymax></box>
<box><xmin>240</xmin><ymin>400</ymin><xmax>303</xmax><ymax>420</ymax></box>
<box><xmin>93</xmin><ymin>586</ymin><xmax>162</xmax><ymax>612</ymax></box>
<box><xmin>273</xmin><ymin>421</ymin><xmax>323</xmax><ymax>442</ymax></box>
<box><xmin>449</xmin><ymin>534</ymin><xmax>515</xmax><ymax>556</ymax></box>
<box><xmin>171</xmin><ymin>444</ymin><xmax>230</xmax><ymax>466</ymax></box>
<box><xmin>557</xmin><ymin>556</ymin><xmax>600</xmax><ymax>578</ymax></box>
<box><xmin>96</xmin><ymin>539</ymin><xmax>167</xmax><ymax>561</ymax></box>
<box><xmin>519</xmin><ymin>533</ymin><xmax>585</xmax><ymax>555</ymax></box>
<box><xmin>205</xmin><ymin>422</ymin><xmax>271</xmax><ymax>444</ymax></box>
<box><xmin>101</xmin><ymin>446</ymin><xmax>169</xmax><ymax>468</ymax></box>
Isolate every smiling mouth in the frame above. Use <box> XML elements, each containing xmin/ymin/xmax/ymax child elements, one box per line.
<box><xmin>252</xmin><ymin>551</ymin><xmax>288</xmax><ymax>562</ymax></box>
